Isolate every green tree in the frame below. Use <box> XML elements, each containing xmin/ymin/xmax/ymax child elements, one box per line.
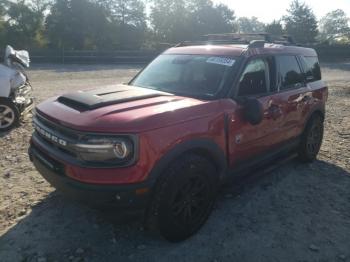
<box><xmin>30</xmin><ymin>0</ymin><xmax>53</xmax><ymax>14</ymax></box>
<box><xmin>283</xmin><ymin>0</ymin><xmax>318</xmax><ymax>43</ymax></box>
<box><xmin>0</xmin><ymin>23</ymin><xmax>5</xmax><ymax>50</ymax></box>
<box><xmin>237</xmin><ymin>17</ymin><xmax>265</xmax><ymax>33</ymax></box>
<box><xmin>106</xmin><ymin>0</ymin><xmax>147</xmax><ymax>49</ymax></box>
<box><xmin>265</xmin><ymin>20</ymin><xmax>284</xmax><ymax>35</ymax></box>
<box><xmin>0</xmin><ymin>0</ymin><xmax>9</xmax><ymax>16</ymax></box>
<box><xmin>108</xmin><ymin>0</ymin><xmax>146</xmax><ymax>28</ymax></box>
<box><xmin>0</xmin><ymin>1</ymin><xmax>8</xmax><ymax>48</ymax></box>
<box><xmin>46</xmin><ymin>0</ymin><xmax>115</xmax><ymax>50</ymax></box>
<box><xmin>188</xmin><ymin>1</ymin><xmax>236</xmax><ymax>37</ymax></box>
<box><xmin>46</xmin><ymin>0</ymin><xmax>76</xmax><ymax>49</ymax></box>
<box><xmin>150</xmin><ymin>0</ymin><xmax>189</xmax><ymax>43</ymax></box>
<box><xmin>29</xmin><ymin>0</ymin><xmax>53</xmax><ymax>47</ymax></box>
<box><xmin>150</xmin><ymin>0</ymin><xmax>236</xmax><ymax>43</ymax></box>
<box><xmin>4</xmin><ymin>0</ymin><xmax>46</xmax><ymax>49</ymax></box>
<box><xmin>319</xmin><ymin>9</ymin><xmax>350</xmax><ymax>43</ymax></box>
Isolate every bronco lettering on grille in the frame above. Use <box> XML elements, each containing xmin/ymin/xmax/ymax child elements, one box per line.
<box><xmin>34</xmin><ymin>123</ymin><xmax>68</xmax><ymax>147</ymax></box>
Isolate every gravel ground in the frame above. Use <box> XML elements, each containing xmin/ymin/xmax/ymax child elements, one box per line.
<box><xmin>0</xmin><ymin>63</ymin><xmax>349</xmax><ymax>262</ymax></box>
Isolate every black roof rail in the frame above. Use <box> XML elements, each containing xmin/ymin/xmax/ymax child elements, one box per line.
<box><xmin>175</xmin><ymin>39</ymin><xmax>250</xmax><ymax>47</ymax></box>
<box><xmin>204</xmin><ymin>33</ymin><xmax>297</xmax><ymax>44</ymax></box>
<box><xmin>204</xmin><ymin>33</ymin><xmax>269</xmax><ymax>40</ymax></box>
<box><xmin>248</xmin><ymin>40</ymin><xmax>265</xmax><ymax>48</ymax></box>
<box><xmin>174</xmin><ymin>33</ymin><xmax>298</xmax><ymax>48</ymax></box>
<box><xmin>268</xmin><ymin>35</ymin><xmax>296</xmax><ymax>45</ymax></box>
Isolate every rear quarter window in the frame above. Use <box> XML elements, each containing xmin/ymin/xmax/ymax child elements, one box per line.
<box><xmin>276</xmin><ymin>55</ymin><xmax>304</xmax><ymax>90</ymax></box>
<box><xmin>302</xmin><ymin>56</ymin><xmax>322</xmax><ymax>82</ymax></box>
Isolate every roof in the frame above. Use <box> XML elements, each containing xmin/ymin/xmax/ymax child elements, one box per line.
<box><xmin>163</xmin><ymin>43</ymin><xmax>317</xmax><ymax>57</ymax></box>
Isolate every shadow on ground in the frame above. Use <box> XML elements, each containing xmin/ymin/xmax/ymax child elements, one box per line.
<box><xmin>0</xmin><ymin>131</ymin><xmax>10</xmax><ymax>138</ymax></box>
<box><xmin>0</xmin><ymin>159</ymin><xmax>350</xmax><ymax>262</ymax></box>
<box><xmin>0</xmin><ymin>125</ymin><xmax>23</xmax><ymax>138</ymax></box>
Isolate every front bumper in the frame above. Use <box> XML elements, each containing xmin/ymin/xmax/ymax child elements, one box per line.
<box><xmin>13</xmin><ymin>83</ymin><xmax>34</xmax><ymax>115</ymax></box>
<box><xmin>29</xmin><ymin>145</ymin><xmax>152</xmax><ymax>212</ymax></box>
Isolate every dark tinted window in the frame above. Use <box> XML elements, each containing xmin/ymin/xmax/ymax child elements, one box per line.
<box><xmin>277</xmin><ymin>56</ymin><xmax>304</xmax><ymax>90</ymax></box>
<box><xmin>238</xmin><ymin>59</ymin><xmax>268</xmax><ymax>96</ymax></box>
<box><xmin>303</xmin><ymin>56</ymin><xmax>321</xmax><ymax>82</ymax></box>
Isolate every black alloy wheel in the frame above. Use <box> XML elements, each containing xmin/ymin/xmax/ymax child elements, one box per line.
<box><xmin>150</xmin><ymin>154</ymin><xmax>218</xmax><ymax>242</ymax></box>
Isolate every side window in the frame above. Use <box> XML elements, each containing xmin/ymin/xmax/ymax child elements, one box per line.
<box><xmin>302</xmin><ymin>56</ymin><xmax>321</xmax><ymax>82</ymax></box>
<box><xmin>277</xmin><ymin>56</ymin><xmax>304</xmax><ymax>90</ymax></box>
<box><xmin>238</xmin><ymin>58</ymin><xmax>268</xmax><ymax>96</ymax></box>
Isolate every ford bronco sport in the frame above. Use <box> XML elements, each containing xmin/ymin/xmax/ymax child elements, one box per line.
<box><xmin>29</xmin><ymin>34</ymin><xmax>327</xmax><ymax>242</ymax></box>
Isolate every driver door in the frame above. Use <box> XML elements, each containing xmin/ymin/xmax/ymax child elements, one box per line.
<box><xmin>227</xmin><ymin>56</ymin><xmax>285</xmax><ymax>168</ymax></box>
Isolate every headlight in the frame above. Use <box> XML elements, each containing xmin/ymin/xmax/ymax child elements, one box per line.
<box><xmin>74</xmin><ymin>137</ymin><xmax>134</xmax><ymax>163</ymax></box>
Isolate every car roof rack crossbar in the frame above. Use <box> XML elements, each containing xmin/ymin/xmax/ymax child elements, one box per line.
<box><xmin>175</xmin><ymin>33</ymin><xmax>297</xmax><ymax>48</ymax></box>
<box><xmin>175</xmin><ymin>39</ymin><xmax>250</xmax><ymax>47</ymax></box>
<box><xmin>205</xmin><ymin>33</ymin><xmax>297</xmax><ymax>45</ymax></box>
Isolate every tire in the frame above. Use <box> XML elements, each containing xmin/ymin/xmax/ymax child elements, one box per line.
<box><xmin>150</xmin><ymin>154</ymin><xmax>219</xmax><ymax>242</ymax></box>
<box><xmin>0</xmin><ymin>98</ymin><xmax>20</xmax><ymax>132</ymax></box>
<box><xmin>298</xmin><ymin>114</ymin><xmax>324</xmax><ymax>163</ymax></box>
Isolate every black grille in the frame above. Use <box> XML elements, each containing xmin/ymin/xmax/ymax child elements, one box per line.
<box><xmin>35</xmin><ymin>113</ymin><xmax>79</xmax><ymax>140</ymax></box>
<box><xmin>40</xmin><ymin>136</ymin><xmax>76</xmax><ymax>157</ymax></box>
<box><xmin>32</xmin><ymin>112</ymin><xmax>139</xmax><ymax>168</ymax></box>
<box><xmin>33</xmin><ymin>112</ymin><xmax>78</xmax><ymax>158</ymax></box>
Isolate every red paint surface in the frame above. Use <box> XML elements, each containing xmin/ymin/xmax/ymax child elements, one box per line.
<box><xmin>34</xmin><ymin>98</ymin><xmax>227</xmax><ymax>184</ymax></box>
<box><xmin>33</xmin><ymin>44</ymin><xmax>327</xmax><ymax>185</ymax></box>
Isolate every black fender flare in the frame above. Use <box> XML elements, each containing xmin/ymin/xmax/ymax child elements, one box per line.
<box><xmin>147</xmin><ymin>138</ymin><xmax>227</xmax><ymax>184</ymax></box>
<box><xmin>302</xmin><ymin>105</ymin><xmax>325</xmax><ymax>132</ymax></box>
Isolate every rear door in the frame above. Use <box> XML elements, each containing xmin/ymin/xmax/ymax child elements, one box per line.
<box><xmin>227</xmin><ymin>56</ymin><xmax>285</xmax><ymax>167</ymax></box>
<box><xmin>273</xmin><ymin>55</ymin><xmax>310</xmax><ymax>140</ymax></box>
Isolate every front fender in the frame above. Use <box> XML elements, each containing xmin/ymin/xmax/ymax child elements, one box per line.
<box><xmin>0</xmin><ymin>80</ymin><xmax>11</xmax><ymax>98</ymax></box>
<box><xmin>147</xmin><ymin>138</ymin><xmax>227</xmax><ymax>183</ymax></box>
<box><xmin>0</xmin><ymin>64</ymin><xmax>15</xmax><ymax>98</ymax></box>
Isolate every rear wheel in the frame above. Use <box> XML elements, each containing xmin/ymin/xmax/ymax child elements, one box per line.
<box><xmin>298</xmin><ymin>114</ymin><xmax>324</xmax><ymax>162</ymax></box>
<box><xmin>0</xmin><ymin>98</ymin><xmax>20</xmax><ymax>132</ymax></box>
<box><xmin>150</xmin><ymin>154</ymin><xmax>218</xmax><ymax>242</ymax></box>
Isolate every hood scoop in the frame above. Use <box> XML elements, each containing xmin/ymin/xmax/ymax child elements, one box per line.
<box><xmin>57</xmin><ymin>85</ymin><xmax>172</xmax><ymax>111</ymax></box>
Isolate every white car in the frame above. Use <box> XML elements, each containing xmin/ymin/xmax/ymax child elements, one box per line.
<box><xmin>0</xmin><ymin>45</ymin><xmax>33</xmax><ymax>132</ymax></box>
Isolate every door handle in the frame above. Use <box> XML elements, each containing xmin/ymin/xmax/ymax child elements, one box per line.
<box><xmin>302</xmin><ymin>95</ymin><xmax>311</xmax><ymax>102</ymax></box>
<box><xmin>266</xmin><ymin>104</ymin><xmax>282</xmax><ymax>120</ymax></box>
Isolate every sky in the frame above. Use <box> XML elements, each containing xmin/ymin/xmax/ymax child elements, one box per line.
<box><xmin>213</xmin><ymin>0</ymin><xmax>350</xmax><ymax>23</ymax></box>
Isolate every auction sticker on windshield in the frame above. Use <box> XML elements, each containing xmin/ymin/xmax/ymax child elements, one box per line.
<box><xmin>207</xmin><ymin>57</ymin><xmax>235</xmax><ymax>67</ymax></box>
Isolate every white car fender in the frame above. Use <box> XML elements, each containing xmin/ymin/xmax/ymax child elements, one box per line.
<box><xmin>0</xmin><ymin>64</ymin><xmax>25</xmax><ymax>98</ymax></box>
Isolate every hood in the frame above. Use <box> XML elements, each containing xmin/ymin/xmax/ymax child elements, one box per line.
<box><xmin>36</xmin><ymin>84</ymin><xmax>219</xmax><ymax>133</ymax></box>
<box><xmin>5</xmin><ymin>45</ymin><xmax>30</xmax><ymax>68</ymax></box>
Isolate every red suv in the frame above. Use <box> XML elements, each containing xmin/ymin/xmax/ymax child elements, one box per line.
<box><xmin>29</xmin><ymin>34</ymin><xmax>327</xmax><ymax>242</ymax></box>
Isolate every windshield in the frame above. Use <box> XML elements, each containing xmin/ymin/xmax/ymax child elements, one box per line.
<box><xmin>130</xmin><ymin>54</ymin><xmax>236</xmax><ymax>98</ymax></box>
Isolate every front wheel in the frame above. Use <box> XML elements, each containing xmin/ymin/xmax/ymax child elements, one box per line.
<box><xmin>0</xmin><ymin>98</ymin><xmax>20</xmax><ymax>132</ymax></box>
<box><xmin>150</xmin><ymin>154</ymin><xmax>219</xmax><ymax>242</ymax></box>
<box><xmin>298</xmin><ymin>114</ymin><xmax>324</xmax><ymax>162</ymax></box>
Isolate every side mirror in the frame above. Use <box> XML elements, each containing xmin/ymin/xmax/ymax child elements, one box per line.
<box><xmin>243</xmin><ymin>98</ymin><xmax>263</xmax><ymax>125</ymax></box>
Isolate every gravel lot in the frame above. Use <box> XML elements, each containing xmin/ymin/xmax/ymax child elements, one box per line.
<box><xmin>0</xmin><ymin>63</ymin><xmax>349</xmax><ymax>262</ymax></box>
